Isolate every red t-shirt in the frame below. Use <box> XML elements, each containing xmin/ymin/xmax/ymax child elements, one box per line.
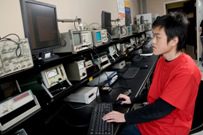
<box><xmin>137</xmin><ymin>53</ymin><xmax>201</xmax><ymax>135</ymax></box>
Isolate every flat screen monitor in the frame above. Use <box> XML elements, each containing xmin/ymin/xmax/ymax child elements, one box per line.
<box><xmin>101</xmin><ymin>11</ymin><xmax>112</xmax><ymax>35</ymax></box>
<box><xmin>20</xmin><ymin>0</ymin><xmax>61</xmax><ymax>60</ymax></box>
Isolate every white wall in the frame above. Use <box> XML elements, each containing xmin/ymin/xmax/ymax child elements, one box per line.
<box><xmin>145</xmin><ymin>0</ymin><xmax>164</xmax><ymax>16</ymax></box>
<box><xmin>0</xmin><ymin>1</ymin><xmax>24</xmax><ymax>37</ymax></box>
<box><xmin>131</xmin><ymin>0</ymin><xmax>139</xmax><ymax>18</ymax></box>
<box><xmin>0</xmin><ymin>0</ymin><xmax>139</xmax><ymax>38</ymax></box>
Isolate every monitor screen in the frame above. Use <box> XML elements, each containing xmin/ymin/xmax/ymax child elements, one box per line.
<box><xmin>72</xmin><ymin>32</ymin><xmax>82</xmax><ymax>45</ymax></box>
<box><xmin>101</xmin><ymin>11</ymin><xmax>112</xmax><ymax>34</ymax></box>
<box><xmin>96</xmin><ymin>32</ymin><xmax>102</xmax><ymax>42</ymax></box>
<box><xmin>0</xmin><ymin>80</ymin><xmax>20</xmax><ymax>103</ymax></box>
<box><xmin>20</xmin><ymin>0</ymin><xmax>61</xmax><ymax>59</ymax></box>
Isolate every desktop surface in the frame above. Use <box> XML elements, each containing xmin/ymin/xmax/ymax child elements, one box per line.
<box><xmin>119</xmin><ymin>67</ymin><xmax>140</xmax><ymax>79</ymax></box>
<box><xmin>62</xmin><ymin>55</ymin><xmax>158</xmax><ymax>135</ymax></box>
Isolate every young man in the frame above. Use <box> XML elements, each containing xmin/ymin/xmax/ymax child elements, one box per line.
<box><xmin>102</xmin><ymin>12</ymin><xmax>201</xmax><ymax>135</ymax></box>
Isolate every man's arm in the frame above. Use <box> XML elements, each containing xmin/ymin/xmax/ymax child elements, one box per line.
<box><xmin>130</xmin><ymin>90</ymin><xmax>148</xmax><ymax>103</ymax></box>
<box><xmin>125</xmin><ymin>98</ymin><xmax>175</xmax><ymax>124</ymax></box>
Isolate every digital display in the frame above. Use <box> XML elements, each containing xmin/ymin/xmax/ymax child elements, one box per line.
<box><xmin>96</xmin><ymin>32</ymin><xmax>102</xmax><ymax>42</ymax></box>
<box><xmin>46</xmin><ymin>69</ymin><xmax>58</xmax><ymax>79</ymax></box>
<box><xmin>73</xmin><ymin>33</ymin><xmax>82</xmax><ymax>45</ymax></box>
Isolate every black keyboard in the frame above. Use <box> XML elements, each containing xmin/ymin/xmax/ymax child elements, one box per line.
<box><xmin>121</xmin><ymin>67</ymin><xmax>139</xmax><ymax>79</ymax></box>
<box><xmin>87</xmin><ymin>103</ymin><xmax>113</xmax><ymax>135</ymax></box>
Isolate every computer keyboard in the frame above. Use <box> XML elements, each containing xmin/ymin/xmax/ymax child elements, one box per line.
<box><xmin>121</xmin><ymin>67</ymin><xmax>140</xmax><ymax>79</ymax></box>
<box><xmin>87</xmin><ymin>103</ymin><xmax>113</xmax><ymax>135</ymax></box>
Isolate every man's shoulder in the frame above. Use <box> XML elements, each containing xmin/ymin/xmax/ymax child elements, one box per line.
<box><xmin>177</xmin><ymin>54</ymin><xmax>201</xmax><ymax>80</ymax></box>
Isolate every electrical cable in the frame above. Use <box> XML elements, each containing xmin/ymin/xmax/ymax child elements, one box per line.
<box><xmin>121</xmin><ymin>26</ymin><xmax>128</xmax><ymax>37</ymax></box>
<box><xmin>0</xmin><ymin>33</ymin><xmax>22</xmax><ymax>57</ymax></box>
<box><xmin>106</xmin><ymin>31</ymin><xmax>112</xmax><ymax>41</ymax></box>
<box><xmin>1</xmin><ymin>33</ymin><xmax>20</xmax><ymax>41</ymax></box>
<box><xmin>87</xmin><ymin>22</ymin><xmax>101</xmax><ymax>30</ymax></box>
<box><xmin>90</xmin><ymin>47</ymin><xmax>103</xmax><ymax>99</ymax></box>
<box><xmin>74</xmin><ymin>19</ymin><xmax>77</xmax><ymax>31</ymax></box>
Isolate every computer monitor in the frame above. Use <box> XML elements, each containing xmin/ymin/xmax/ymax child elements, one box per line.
<box><xmin>20</xmin><ymin>0</ymin><xmax>61</xmax><ymax>60</ymax></box>
<box><xmin>101</xmin><ymin>11</ymin><xmax>112</xmax><ymax>34</ymax></box>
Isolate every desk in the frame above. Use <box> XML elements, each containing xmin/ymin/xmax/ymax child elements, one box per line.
<box><xmin>112</xmin><ymin>55</ymin><xmax>158</xmax><ymax>98</ymax></box>
<box><xmin>61</xmin><ymin>55</ymin><xmax>158</xmax><ymax>135</ymax></box>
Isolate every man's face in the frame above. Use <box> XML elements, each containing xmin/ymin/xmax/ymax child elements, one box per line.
<box><xmin>152</xmin><ymin>26</ymin><xmax>175</xmax><ymax>56</ymax></box>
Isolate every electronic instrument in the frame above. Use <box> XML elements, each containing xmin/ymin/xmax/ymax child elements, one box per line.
<box><xmin>91</xmin><ymin>29</ymin><xmax>108</xmax><ymax>47</ymax></box>
<box><xmin>87</xmin><ymin>71</ymin><xmax>118</xmax><ymax>87</ymax></box>
<box><xmin>94</xmin><ymin>54</ymin><xmax>111</xmax><ymax>70</ymax></box>
<box><xmin>0</xmin><ymin>38</ymin><xmax>33</xmax><ymax>78</ymax></box>
<box><xmin>41</xmin><ymin>64</ymin><xmax>72</xmax><ymax>98</ymax></box>
<box><xmin>54</xmin><ymin>30</ymin><xmax>93</xmax><ymax>53</ymax></box>
<box><xmin>108</xmin><ymin>45</ymin><xmax>119</xmax><ymax>62</ymax></box>
<box><xmin>0</xmin><ymin>90</ymin><xmax>40</xmax><ymax>132</ymax></box>
<box><xmin>64</xmin><ymin>86</ymin><xmax>98</xmax><ymax>104</ymax></box>
<box><xmin>66</xmin><ymin>60</ymin><xmax>87</xmax><ymax>81</ymax></box>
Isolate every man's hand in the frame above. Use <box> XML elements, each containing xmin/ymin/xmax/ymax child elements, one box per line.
<box><xmin>116</xmin><ymin>94</ymin><xmax>132</xmax><ymax>105</ymax></box>
<box><xmin>102</xmin><ymin>111</ymin><xmax>126</xmax><ymax>123</ymax></box>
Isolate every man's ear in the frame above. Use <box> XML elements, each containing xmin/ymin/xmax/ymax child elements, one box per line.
<box><xmin>169</xmin><ymin>36</ymin><xmax>179</xmax><ymax>47</ymax></box>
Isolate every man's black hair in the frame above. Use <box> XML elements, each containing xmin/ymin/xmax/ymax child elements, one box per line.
<box><xmin>152</xmin><ymin>12</ymin><xmax>189</xmax><ymax>51</ymax></box>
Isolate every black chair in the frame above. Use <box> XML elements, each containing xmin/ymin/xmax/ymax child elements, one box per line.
<box><xmin>190</xmin><ymin>81</ymin><xmax>203</xmax><ymax>134</ymax></box>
